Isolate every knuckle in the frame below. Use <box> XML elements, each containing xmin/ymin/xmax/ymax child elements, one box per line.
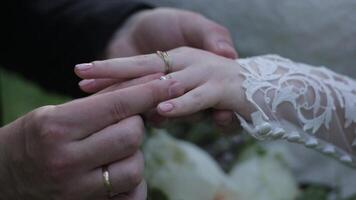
<box><xmin>31</xmin><ymin>105</ymin><xmax>56</xmax><ymax>126</ymax></box>
<box><xmin>45</xmin><ymin>154</ymin><xmax>72</xmax><ymax>182</ymax></box>
<box><xmin>191</xmin><ymin>92</ymin><xmax>205</xmax><ymax>107</ymax></box>
<box><xmin>175</xmin><ymin>47</ymin><xmax>206</xmax><ymax>59</ymax></box>
<box><xmin>123</xmin><ymin>126</ymin><xmax>143</xmax><ymax>153</ymax></box>
<box><xmin>31</xmin><ymin>106</ymin><xmax>64</xmax><ymax>142</ymax></box>
<box><xmin>111</xmin><ymin>99</ymin><xmax>131</xmax><ymax>121</ymax></box>
<box><xmin>192</xmin><ymin>91</ymin><xmax>204</xmax><ymax>102</ymax></box>
<box><xmin>175</xmin><ymin>46</ymin><xmax>195</xmax><ymax>54</ymax></box>
<box><xmin>126</xmin><ymin>153</ymin><xmax>144</xmax><ymax>188</ymax></box>
<box><xmin>143</xmin><ymin>83</ymin><xmax>160</xmax><ymax>105</ymax></box>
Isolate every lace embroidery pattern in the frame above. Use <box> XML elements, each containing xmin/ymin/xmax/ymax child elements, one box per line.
<box><xmin>235</xmin><ymin>55</ymin><xmax>356</xmax><ymax>167</ymax></box>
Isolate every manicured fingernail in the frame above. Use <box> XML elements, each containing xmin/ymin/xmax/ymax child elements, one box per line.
<box><xmin>79</xmin><ymin>79</ymin><xmax>95</xmax><ymax>87</ymax></box>
<box><xmin>75</xmin><ymin>63</ymin><xmax>93</xmax><ymax>71</ymax></box>
<box><xmin>158</xmin><ymin>102</ymin><xmax>174</xmax><ymax>112</ymax></box>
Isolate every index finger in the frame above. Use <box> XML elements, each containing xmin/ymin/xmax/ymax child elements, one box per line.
<box><xmin>55</xmin><ymin>79</ymin><xmax>184</xmax><ymax>140</ymax></box>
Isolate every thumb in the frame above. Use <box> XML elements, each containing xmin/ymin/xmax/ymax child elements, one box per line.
<box><xmin>201</xmin><ymin>24</ymin><xmax>238</xmax><ymax>59</ymax></box>
<box><xmin>180</xmin><ymin>13</ymin><xmax>238</xmax><ymax>59</ymax></box>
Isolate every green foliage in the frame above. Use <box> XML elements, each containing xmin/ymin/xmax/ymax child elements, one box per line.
<box><xmin>297</xmin><ymin>185</ymin><xmax>330</xmax><ymax>200</ymax></box>
<box><xmin>148</xmin><ymin>188</ymin><xmax>169</xmax><ymax>200</ymax></box>
<box><xmin>346</xmin><ymin>194</ymin><xmax>356</xmax><ymax>200</ymax></box>
<box><xmin>0</xmin><ymin>68</ymin><xmax>69</xmax><ymax>125</ymax></box>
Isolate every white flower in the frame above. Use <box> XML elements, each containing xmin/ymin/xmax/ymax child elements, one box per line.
<box><xmin>144</xmin><ymin>130</ymin><xmax>239</xmax><ymax>200</ymax></box>
<box><xmin>230</xmin><ymin>145</ymin><xmax>299</xmax><ymax>200</ymax></box>
<box><xmin>144</xmin><ymin>131</ymin><xmax>298</xmax><ymax>200</ymax></box>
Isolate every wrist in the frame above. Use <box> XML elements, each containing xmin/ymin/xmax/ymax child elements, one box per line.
<box><xmin>225</xmin><ymin>62</ymin><xmax>252</xmax><ymax>119</ymax></box>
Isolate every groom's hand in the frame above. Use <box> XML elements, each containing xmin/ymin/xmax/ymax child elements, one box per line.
<box><xmin>106</xmin><ymin>8</ymin><xmax>238</xmax><ymax>59</ymax></box>
<box><xmin>105</xmin><ymin>8</ymin><xmax>237</xmax><ymax>129</ymax></box>
<box><xmin>0</xmin><ymin>79</ymin><xmax>183</xmax><ymax>200</ymax></box>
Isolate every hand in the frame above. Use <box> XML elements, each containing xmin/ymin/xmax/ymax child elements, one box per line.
<box><xmin>106</xmin><ymin>8</ymin><xmax>237</xmax><ymax>59</ymax></box>
<box><xmin>0</xmin><ymin>79</ymin><xmax>183</xmax><ymax>200</ymax></box>
<box><xmin>74</xmin><ymin>47</ymin><xmax>247</xmax><ymax>125</ymax></box>
<box><xmin>82</xmin><ymin>8</ymin><xmax>238</xmax><ymax>128</ymax></box>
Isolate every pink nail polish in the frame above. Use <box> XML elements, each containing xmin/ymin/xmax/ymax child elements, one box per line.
<box><xmin>159</xmin><ymin>103</ymin><xmax>174</xmax><ymax>112</ymax></box>
<box><xmin>79</xmin><ymin>79</ymin><xmax>95</xmax><ymax>87</ymax></box>
<box><xmin>75</xmin><ymin>63</ymin><xmax>93</xmax><ymax>71</ymax></box>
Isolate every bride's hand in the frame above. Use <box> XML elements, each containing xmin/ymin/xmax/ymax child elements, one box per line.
<box><xmin>75</xmin><ymin>47</ymin><xmax>247</xmax><ymax>119</ymax></box>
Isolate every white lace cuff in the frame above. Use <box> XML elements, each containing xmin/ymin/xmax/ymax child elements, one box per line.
<box><xmin>234</xmin><ymin>55</ymin><xmax>356</xmax><ymax>167</ymax></box>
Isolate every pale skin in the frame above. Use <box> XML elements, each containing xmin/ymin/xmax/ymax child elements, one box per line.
<box><xmin>0</xmin><ymin>8</ymin><xmax>237</xmax><ymax>200</ymax></box>
<box><xmin>81</xmin><ymin>8</ymin><xmax>238</xmax><ymax>127</ymax></box>
<box><xmin>0</xmin><ymin>79</ymin><xmax>186</xmax><ymax>200</ymax></box>
<box><xmin>75</xmin><ymin>47</ymin><xmax>249</xmax><ymax>123</ymax></box>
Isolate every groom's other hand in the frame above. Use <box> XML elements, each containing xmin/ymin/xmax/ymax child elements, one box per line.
<box><xmin>105</xmin><ymin>8</ymin><xmax>237</xmax><ymax>129</ymax></box>
<box><xmin>106</xmin><ymin>8</ymin><xmax>238</xmax><ymax>59</ymax></box>
<box><xmin>0</xmin><ymin>79</ymin><xmax>183</xmax><ymax>200</ymax></box>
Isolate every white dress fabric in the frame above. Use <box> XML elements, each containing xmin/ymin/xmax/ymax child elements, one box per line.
<box><xmin>235</xmin><ymin>55</ymin><xmax>356</xmax><ymax>167</ymax></box>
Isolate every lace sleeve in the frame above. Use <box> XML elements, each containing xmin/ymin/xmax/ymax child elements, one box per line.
<box><xmin>235</xmin><ymin>55</ymin><xmax>356</xmax><ymax>167</ymax></box>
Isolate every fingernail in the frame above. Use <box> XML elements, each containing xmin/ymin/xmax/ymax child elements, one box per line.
<box><xmin>158</xmin><ymin>102</ymin><xmax>174</xmax><ymax>112</ymax></box>
<box><xmin>217</xmin><ymin>41</ymin><xmax>232</xmax><ymax>50</ymax></box>
<box><xmin>79</xmin><ymin>79</ymin><xmax>95</xmax><ymax>87</ymax></box>
<box><xmin>75</xmin><ymin>63</ymin><xmax>93</xmax><ymax>71</ymax></box>
<box><xmin>217</xmin><ymin>41</ymin><xmax>238</xmax><ymax>59</ymax></box>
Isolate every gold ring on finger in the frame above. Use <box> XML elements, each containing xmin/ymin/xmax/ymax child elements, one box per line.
<box><xmin>156</xmin><ymin>51</ymin><xmax>172</xmax><ymax>74</ymax></box>
<box><xmin>102</xmin><ymin>165</ymin><xmax>119</xmax><ymax>198</ymax></box>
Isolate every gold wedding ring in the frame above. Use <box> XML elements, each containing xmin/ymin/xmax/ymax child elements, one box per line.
<box><xmin>156</xmin><ymin>51</ymin><xmax>172</xmax><ymax>74</ymax></box>
<box><xmin>102</xmin><ymin>165</ymin><xmax>118</xmax><ymax>198</ymax></box>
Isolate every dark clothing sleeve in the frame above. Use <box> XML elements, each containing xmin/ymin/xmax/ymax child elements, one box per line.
<box><xmin>0</xmin><ymin>0</ymin><xmax>152</xmax><ymax>97</ymax></box>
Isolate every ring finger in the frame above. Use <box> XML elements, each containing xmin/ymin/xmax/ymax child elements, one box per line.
<box><xmin>84</xmin><ymin>151</ymin><xmax>145</xmax><ymax>199</ymax></box>
<box><xmin>74</xmin><ymin>48</ymin><xmax>197</xmax><ymax>80</ymax></box>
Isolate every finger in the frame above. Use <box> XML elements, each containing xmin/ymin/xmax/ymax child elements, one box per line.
<box><xmin>95</xmin><ymin>73</ymin><xmax>164</xmax><ymax>95</ymax></box>
<box><xmin>202</xmin><ymin>26</ymin><xmax>238</xmax><ymax>59</ymax></box>
<box><xmin>85</xmin><ymin>151</ymin><xmax>144</xmax><ymax>199</ymax></box>
<box><xmin>72</xmin><ymin>116</ymin><xmax>144</xmax><ymax>169</ymax></box>
<box><xmin>125</xmin><ymin>180</ymin><xmax>147</xmax><ymax>200</ymax></box>
<box><xmin>179</xmin><ymin>13</ymin><xmax>238</xmax><ymax>59</ymax></box>
<box><xmin>114</xmin><ymin>181</ymin><xmax>147</xmax><ymax>200</ymax></box>
<box><xmin>55</xmin><ymin>79</ymin><xmax>185</xmax><ymax>140</ymax></box>
<box><xmin>79</xmin><ymin>78</ymin><xmax>121</xmax><ymax>93</ymax></box>
<box><xmin>166</xmin><ymin>66</ymin><xmax>205</xmax><ymax>90</ymax></box>
<box><xmin>157</xmin><ymin>84</ymin><xmax>219</xmax><ymax>117</ymax></box>
<box><xmin>74</xmin><ymin>49</ymin><xmax>192</xmax><ymax>80</ymax></box>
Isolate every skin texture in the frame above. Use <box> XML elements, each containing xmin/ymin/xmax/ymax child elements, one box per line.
<box><xmin>75</xmin><ymin>47</ymin><xmax>249</xmax><ymax>122</ymax></box>
<box><xmin>0</xmin><ymin>79</ymin><xmax>184</xmax><ymax>200</ymax></box>
<box><xmin>0</xmin><ymin>8</ymin><xmax>238</xmax><ymax>200</ymax></box>
<box><xmin>80</xmin><ymin>8</ymin><xmax>238</xmax><ymax>128</ymax></box>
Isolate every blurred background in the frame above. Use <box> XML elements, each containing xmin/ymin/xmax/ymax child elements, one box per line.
<box><xmin>1</xmin><ymin>0</ymin><xmax>355</xmax><ymax>199</ymax></box>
